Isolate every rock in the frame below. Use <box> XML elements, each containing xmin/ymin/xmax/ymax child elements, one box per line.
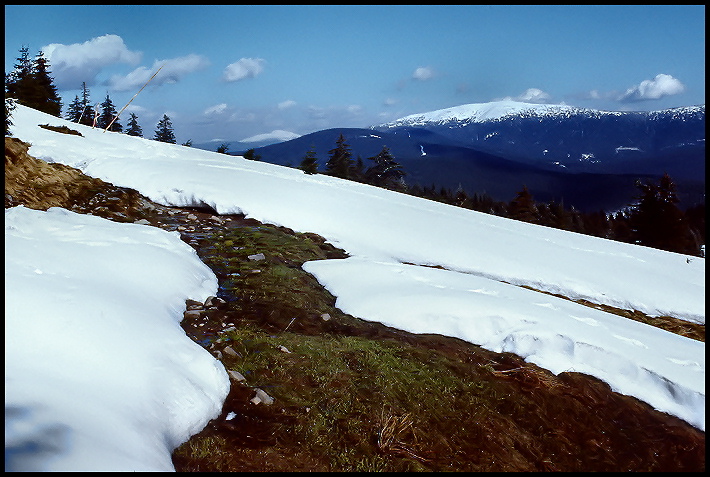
<box><xmin>228</xmin><ymin>369</ymin><xmax>246</xmax><ymax>382</ymax></box>
<box><xmin>278</xmin><ymin>345</ymin><xmax>291</xmax><ymax>353</ymax></box>
<box><xmin>183</xmin><ymin>310</ymin><xmax>203</xmax><ymax>320</ymax></box>
<box><xmin>248</xmin><ymin>253</ymin><xmax>266</xmax><ymax>261</ymax></box>
<box><xmin>186</xmin><ymin>299</ymin><xmax>203</xmax><ymax>308</ymax></box>
<box><xmin>205</xmin><ymin>296</ymin><xmax>227</xmax><ymax>309</ymax></box>
<box><xmin>321</xmin><ymin>313</ymin><xmax>331</xmax><ymax>321</ymax></box>
<box><xmin>250</xmin><ymin>388</ymin><xmax>274</xmax><ymax>405</ymax></box>
<box><xmin>187</xmin><ymin>214</ymin><xmax>198</xmax><ymax>221</ymax></box>
<box><xmin>222</xmin><ymin>346</ymin><xmax>239</xmax><ymax>358</ymax></box>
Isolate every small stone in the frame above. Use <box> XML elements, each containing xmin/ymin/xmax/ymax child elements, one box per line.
<box><xmin>205</xmin><ymin>296</ymin><xmax>227</xmax><ymax>308</ymax></box>
<box><xmin>133</xmin><ymin>218</ymin><xmax>151</xmax><ymax>225</ymax></box>
<box><xmin>321</xmin><ymin>313</ymin><xmax>331</xmax><ymax>321</ymax></box>
<box><xmin>183</xmin><ymin>310</ymin><xmax>202</xmax><ymax>320</ymax></box>
<box><xmin>278</xmin><ymin>345</ymin><xmax>291</xmax><ymax>353</ymax></box>
<box><xmin>228</xmin><ymin>370</ymin><xmax>246</xmax><ymax>382</ymax></box>
<box><xmin>222</xmin><ymin>346</ymin><xmax>239</xmax><ymax>358</ymax></box>
<box><xmin>250</xmin><ymin>388</ymin><xmax>274</xmax><ymax>405</ymax></box>
<box><xmin>248</xmin><ymin>253</ymin><xmax>265</xmax><ymax>261</ymax></box>
<box><xmin>187</xmin><ymin>214</ymin><xmax>198</xmax><ymax>221</ymax></box>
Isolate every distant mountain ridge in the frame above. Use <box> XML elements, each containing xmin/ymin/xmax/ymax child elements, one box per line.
<box><xmin>223</xmin><ymin>101</ymin><xmax>705</xmax><ymax>212</ymax></box>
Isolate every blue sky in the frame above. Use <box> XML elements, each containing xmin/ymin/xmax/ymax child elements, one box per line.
<box><xmin>5</xmin><ymin>5</ymin><xmax>705</xmax><ymax>145</ymax></box>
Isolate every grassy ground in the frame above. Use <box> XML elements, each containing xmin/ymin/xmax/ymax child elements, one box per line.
<box><xmin>170</xmin><ymin>212</ymin><xmax>705</xmax><ymax>472</ymax></box>
<box><xmin>5</xmin><ymin>135</ymin><xmax>705</xmax><ymax>471</ymax></box>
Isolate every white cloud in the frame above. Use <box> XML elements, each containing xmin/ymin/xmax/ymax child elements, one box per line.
<box><xmin>383</xmin><ymin>97</ymin><xmax>398</xmax><ymax>106</ymax></box>
<box><xmin>222</xmin><ymin>58</ymin><xmax>266</xmax><ymax>82</ymax></box>
<box><xmin>515</xmin><ymin>87</ymin><xmax>552</xmax><ymax>103</ymax></box>
<box><xmin>618</xmin><ymin>74</ymin><xmax>686</xmax><ymax>102</ymax></box>
<box><xmin>278</xmin><ymin>100</ymin><xmax>297</xmax><ymax>110</ymax></box>
<box><xmin>41</xmin><ymin>34</ymin><xmax>142</xmax><ymax>90</ymax></box>
<box><xmin>239</xmin><ymin>129</ymin><xmax>300</xmax><ymax>143</ymax></box>
<box><xmin>203</xmin><ymin>103</ymin><xmax>228</xmax><ymax>115</ymax></box>
<box><xmin>109</xmin><ymin>54</ymin><xmax>210</xmax><ymax>92</ymax></box>
<box><xmin>412</xmin><ymin>66</ymin><xmax>435</xmax><ymax>81</ymax></box>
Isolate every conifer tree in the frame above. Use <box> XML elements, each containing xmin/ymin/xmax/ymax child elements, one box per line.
<box><xmin>325</xmin><ymin>133</ymin><xmax>354</xmax><ymax>179</ymax></box>
<box><xmin>30</xmin><ymin>51</ymin><xmax>62</xmax><ymax>116</ymax></box>
<box><xmin>628</xmin><ymin>173</ymin><xmax>690</xmax><ymax>253</ymax></box>
<box><xmin>98</xmin><ymin>93</ymin><xmax>122</xmax><ymax>132</ymax></box>
<box><xmin>5</xmin><ymin>98</ymin><xmax>16</xmax><ymax>136</ymax></box>
<box><xmin>78</xmin><ymin>82</ymin><xmax>93</xmax><ymax>125</ymax></box>
<box><xmin>5</xmin><ymin>46</ymin><xmax>62</xmax><ymax>117</ymax></box>
<box><xmin>508</xmin><ymin>186</ymin><xmax>537</xmax><ymax>223</ymax></box>
<box><xmin>66</xmin><ymin>95</ymin><xmax>84</xmax><ymax>122</ymax></box>
<box><xmin>217</xmin><ymin>143</ymin><xmax>230</xmax><ymax>154</ymax></box>
<box><xmin>364</xmin><ymin>145</ymin><xmax>406</xmax><ymax>189</ymax></box>
<box><xmin>153</xmin><ymin>114</ymin><xmax>176</xmax><ymax>143</ymax></box>
<box><xmin>242</xmin><ymin>148</ymin><xmax>261</xmax><ymax>161</ymax></box>
<box><xmin>299</xmin><ymin>145</ymin><xmax>319</xmax><ymax>174</ymax></box>
<box><xmin>126</xmin><ymin>113</ymin><xmax>143</xmax><ymax>137</ymax></box>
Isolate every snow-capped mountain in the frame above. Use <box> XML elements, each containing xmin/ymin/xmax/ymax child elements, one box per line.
<box><xmin>378</xmin><ymin>100</ymin><xmax>586</xmax><ymax>127</ymax></box>
<box><xmin>375</xmin><ymin>101</ymin><xmax>705</xmax><ymax>179</ymax></box>
<box><xmin>243</xmin><ymin>101</ymin><xmax>704</xmax><ymax>212</ymax></box>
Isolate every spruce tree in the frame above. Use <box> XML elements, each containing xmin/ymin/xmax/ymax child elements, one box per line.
<box><xmin>242</xmin><ymin>148</ymin><xmax>261</xmax><ymax>161</ymax></box>
<box><xmin>325</xmin><ymin>133</ymin><xmax>354</xmax><ymax>179</ymax></box>
<box><xmin>78</xmin><ymin>82</ymin><xmax>94</xmax><ymax>126</ymax></box>
<box><xmin>364</xmin><ymin>145</ymin><xmax>406</xmax><ymax>188</ymax></box>
<box><xmin>217</xmin><ymin>143</ymin><xmax>230</xmax><ymax>154</ymax></box>
<box><xmin>30</xmin><ymin>51</ymin><xmax>62</xmax><ymax>116</ymax></box>
<box><xmin>5</xmin><ymin>46</ymin><xmax>62</xmax><ymax>116</ymax></box>
<box><xmin>153</xmin><ymin>114</ymin><xmax>176</xmax><ymax>143</ymax></box>
<box><xmin>628</xmin><ymin>173</ymin><xmax>690</xmax><ymax>253</ymax></box>
<box><xmin>5</xmin><ymin>98</ymin><xmax>16</xmax><ymax>136</ymax></box>
<box><xmin>66</xmin><ymin>95</ymin><xmax>84</xmax><ymax>122</ymax></box>
<box><xmin>126</xmin><ymin>113</ymin><xmax>143</xmax><ymax>137</ymax></box>
<box><xmin>508</xmin><ymin>186</ymin><xmax>537</xmax><ymax>223</ymax></box>
<box><xmin>98</xmin><ymin>93</ymin><xmax>122</xmax><ymax>132</ymax></box>
<box><xmin>5</xmin><ymin>47</ymin><xmax>62</xmax><ymax>116</ymax></box>
<box><xmin>299</xmin><ymin>145</ymin><xmax>319</xmax><ymax>174</ymax></box>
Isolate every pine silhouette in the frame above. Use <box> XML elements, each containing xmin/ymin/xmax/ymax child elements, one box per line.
<box><xmin>126</xmin><ymin>113</ymin><xmax>143</xmax><ymax>137</ymax></box>
<box><xmin>5</xmin><ymin>46</ymin><xmax>62</xmax><ymax>116</ymax></box>
<box><xmin>98</xmin><ymin>93</ymin><xmax>122</xmax><ymax>132</ymax></box>
<box><xmin>508</xmin><ymin>186</ymin><xmax>537</xmax><ymax>223</ymax></box>
<box><xmin>629</xmin><ymin>173</ymin><xmax>691</xmax><ymax>254</ymax></box>
<box><xmin>299</xmin><ymin>145</ymin><xmax>319</xmax><ymax>174</ymax></box>
<box><xmin>325</xmin><ymin>133</ymin><xmax>354</xmax><ymax>179</ymax></box>
<box><xmin>364</xmin><ymin>145</ymin><xmax>406</xmax><ymax>189</ymax></box>
<box><xmin>153</xmin><ymin>114</ymin><xmax>176</xmax><ymax>143</ymax></box>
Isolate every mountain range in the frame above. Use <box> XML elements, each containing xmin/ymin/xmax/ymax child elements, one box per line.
<box><xmin>214</xmin><ymin>101</ymin><xmax>705</xmax><ymax>212</ymax></box>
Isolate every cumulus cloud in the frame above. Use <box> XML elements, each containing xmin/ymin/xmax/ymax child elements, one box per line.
<box><xmin>618</xmin><ymin>74</ymin><xmax>686</xmax><ymax>103</ymax></box>
<box><xmin>109</xmin><ymin>54</ymin><xmax>210</xmax><ymax>92</ymax></box>
<box><xmin>222</xmin><ymin>58</ymin><xmax>266</xmax><ymax>82</ymax></box>
<box><xmin>412</xmin><ymin>66</ymin><xmax>435</xmax><ymax>81</ymax></box>
<box><xmin>41</xmin><ymin>34</ymin><xmax>142</xmax><ymax>90</ymax></box>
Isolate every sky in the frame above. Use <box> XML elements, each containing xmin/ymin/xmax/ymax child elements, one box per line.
<box><xmin>6</xmin><ymin>104</ymin><xmax>704</xmax><ymax>469</ymax></box>
<box><xmin>4</xmin><ymin>5</ymin><xmax>706</xmax><ymax>145</ymax></box>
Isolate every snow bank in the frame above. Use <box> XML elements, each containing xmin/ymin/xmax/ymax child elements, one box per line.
<box><xmin>9</xmin><ymin>105</ymin><xmax>704</xmax><ymax>323</ymax></box>
<box><xmin>5</xmin><ymin>206</ymin><xmax>229</xmax><ymax>471</ymax></box>
<box><xmin>6</xmin><ymin>104</ymin><xmax>705</xmax><ymax>445</ymax></box>
<box><xmin>304</xmin><ymin>257</ymin><xmax>705</xmax><ymax>430</ymax></box>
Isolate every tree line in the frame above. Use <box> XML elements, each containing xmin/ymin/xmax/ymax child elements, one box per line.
<box><xmin>292</xmin><ymin>134</ymin><xmax>705</xmax><ymax>257</ymax></box>
<box><xmin>5</xmin><ymin>46</ymin><xmax>180</xmax><ymax>144</ymax></box>
<box><xmin>5</xmin><ymin>46</ymin><xmax>704</xmax><ymax>257</ymax></box>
